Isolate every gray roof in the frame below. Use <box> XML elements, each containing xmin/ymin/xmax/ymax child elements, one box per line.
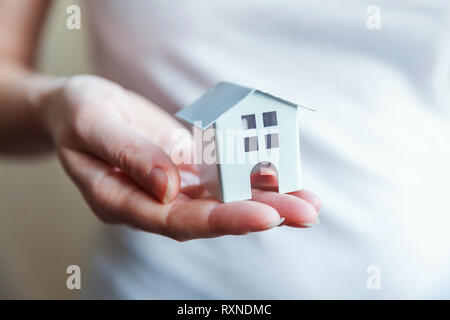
<box><xmin>175</xmin><ymin>81</ymin><xmax>306</xmax><ymax>130</ymax></box>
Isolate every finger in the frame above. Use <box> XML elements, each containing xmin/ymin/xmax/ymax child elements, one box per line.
<box><xmin>251</xmin><ymin>168</ymin><xmax>321</xmax><ymax>213</ymax></box>
<box><xmin>166</xmin><ymin>199</ymin><xmax>282</xmax><ymax>240</ymax></box>
<box><xmin>60</xmin><ymin>148</ymin><xmax>283</xmax><ymax>240</ymax></box>
<box><xmin>252</xmin><ymin>189</ymin><xmax>319</xmax><ymax>227</ymax></box>
<box><xmin>58</xmin><ymin>147</ymin><xmax>129</xmax><ymax>224</ymax></box>
<box><xmin>250</xmin><ymin>170</ymin><xmax>278</xmax><ymax>191</ymax></box>
<box><xmin>288</xmin><ymin>189</ymin><xmax>322</xmax><ymax>213</ymax></box>
<box><xmin>74</xmin><ymin>114</ymin><xmax>179</xmax><ymax>203</ymax></box>
<box><xmin>184</xmin><ymin>164</ymin><xmax>321</xmax><ymax>214</ymax></box>
<box><xmin>60</xmin><ymin>147</ymin><xmax>174</xmax><ymax>226</ymax></box>
<box><xmin>250</xmin><ymin>165</ymin><xmax>278</xmax><ymax>191</ymax></box>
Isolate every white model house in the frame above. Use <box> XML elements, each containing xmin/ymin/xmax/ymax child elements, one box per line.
<box><xmin>176</xmin><ymin>81</ymin><xmax>306</xmax><ymax>203</ymax></box>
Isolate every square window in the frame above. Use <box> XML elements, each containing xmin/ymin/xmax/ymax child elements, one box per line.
<box><xmin>244</xmin><ymin>136</ymin><xmax>258</xmax><ymax>152</ymax></box>
<box><xmin>241</xmin><ymin>114</ymin><xmax>256</xmax><ymax>130</ymax></box>
<box><xmin>263</xmin><ymin>111</ymin><xmax>278</xmax><ymax>127</ymax></box>
<box><xmin>265</xmin><ymin>133</ymin><xmax>279</xmax><ymax>149</ymax></box>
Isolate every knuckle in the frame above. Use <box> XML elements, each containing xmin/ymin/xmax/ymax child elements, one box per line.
<box><xmin>87</xmin><ymin>187</ymin><xmax>122</xmax><ymax>225</ymax></box>
<box><xmin>115</xmin><ymin>145</ymin><xmax>140</xmax><ymax>173</ymax></box>
<box><xmin>82</xmin><ymin>188</ymin><xmax>116</xmax><ymax>224</ymax></box>
<box><xmin>87</xmin><ymin>169</ymin><xmax>116</xmax><ymax>205</ymax></box>
<box><xmin>121</xmin><ymin>188</ymin><xmax>142</xmax><ymax>211</ymax></box>
<box><xmin>162</xmin><ymin>200</ymin><xmax>192</xmax><ymax>242</ymax></box>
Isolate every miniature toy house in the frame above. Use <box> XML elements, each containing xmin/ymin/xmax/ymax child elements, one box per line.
<box><xmin>176</xmin><ymin>82</ymin><xmax>306</xmax><ymax>203</ymax></box>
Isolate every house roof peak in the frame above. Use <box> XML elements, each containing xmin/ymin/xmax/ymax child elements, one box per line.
<box><xmin>176</xmin><ymin>81</ymin><xmax>312</xmax><ymax>130</ymax></box>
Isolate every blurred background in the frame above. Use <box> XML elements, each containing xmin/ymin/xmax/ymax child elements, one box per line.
<box><xmin>0</xmin><ymin>0</ymin><xmax>97</xmax><ymax>299</ymax></box>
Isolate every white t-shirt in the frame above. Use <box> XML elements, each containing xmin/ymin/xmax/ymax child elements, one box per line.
<box><xmin>84</xmin><ymin>0</ymin><xmax>450</xmax><ymax>299</ymax></box>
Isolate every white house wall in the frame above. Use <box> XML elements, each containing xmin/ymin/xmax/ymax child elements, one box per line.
<box><xmin>197</xmin><ymin>124</ymin><xmax>223</xmax><ymax>202</ymax></box>
<box><xmin>214</xmin><ymin>91</ymin><xmax>302</xmax><ymax>202</ymax></box>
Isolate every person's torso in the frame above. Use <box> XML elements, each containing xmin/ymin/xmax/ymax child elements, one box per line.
<box><xmin>84</xmin><ymin>0</ymin><xmax>450</xmax><ymax>299</ymax></box>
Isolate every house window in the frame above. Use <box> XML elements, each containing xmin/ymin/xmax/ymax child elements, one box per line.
<box><xmin>265</xmin><ymin>133</ymin><xmax>279</xmax><ymax>149</ymax></box>
<box><xmin>263</xmin><ymin>111</ymin><xmax>277</xmax><ymax>127</ymax></box>
<box><xmin>244</xmin><ymin>136</ymin><xmax>258</xmax><ymax>152</ymax></box>
<box><xmin>241</xmin><ymin>114</ymin><xmax>256</xmax><ymax>130</ymax></box>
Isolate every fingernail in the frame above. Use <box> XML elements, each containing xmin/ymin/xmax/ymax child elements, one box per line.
<box><xmin>288</xmin><ymin>219</ymin><xmax>320</xmax><ymax>228</ymax></box>
<box><xmin>265</xmin><ymin>217</ymin><xmax>285</xmax><ymax>229</ymax></box>
<box><xmin>148</xmin><ymin>167</ymin><xmax>172</xmax><ymax>204</ymax></box>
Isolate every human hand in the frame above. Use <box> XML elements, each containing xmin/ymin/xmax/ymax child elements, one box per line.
<box><xmin>38</xmin><ymin>75</ymin><xmax>320</xmax><ymax>241</ymax></box>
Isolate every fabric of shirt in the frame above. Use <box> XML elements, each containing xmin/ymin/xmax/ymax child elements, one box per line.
<box><xmin>84</xmin><ymin>0</ymin><xmax>450</xmax><ymax>299</ymax></box>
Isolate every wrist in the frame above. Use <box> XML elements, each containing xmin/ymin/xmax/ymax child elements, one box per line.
<box><xmin>26</xmin><ymin>74</ymin><xmax>68</xmax><ymax>141</ymax></box>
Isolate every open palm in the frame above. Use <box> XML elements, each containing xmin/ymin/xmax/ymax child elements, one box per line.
<box><xmin>42</xmin><ymin>75</ymin><xmax>320</xmax><ymax>241</ymax></box>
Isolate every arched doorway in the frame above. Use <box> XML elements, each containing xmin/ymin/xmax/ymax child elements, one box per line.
<box><xmin>250</xmin><ymin>161</ymin><xmax>279</xmax><ymax>192</ymax></box>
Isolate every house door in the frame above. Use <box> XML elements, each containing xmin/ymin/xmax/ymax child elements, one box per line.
<box><xmin>250</xmin><ymin>161</ymin><xmax>279</xmax><ymax>193</ymax></box>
